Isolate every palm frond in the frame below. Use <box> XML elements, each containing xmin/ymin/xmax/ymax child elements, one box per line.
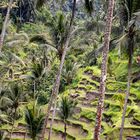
<box><xmin>25</xmin><ymin>104</ymin><xmax>44</xmax><ymax>138</ymax></box>
<box><xmin>30</xmin><ymin>35</ymin><xmax>48</xmax><ymax>44</ymax></box>
<box><xmin>58</xmin><ymin>96</ymin><xmax>77</xmax><ymax>120</ymax></box>
<box><xmin>40</xmin><ymin>44</ymin><xmax>58</xmax><ymax>52</ymax></box>
<box><xmin>6</xmin><ymin>32</ymin><xmax>29</xmax><ymax>47</ymax></box>
<box><xmin>10</xmin><ymin>53</ymin><xmax>26</xmax><ymax>66</ymax></box>
<box><xmin>0</xmin><ymin>97</ymin><xmax>13</xmax><ymax>108</ymax></box>
<box><xmin>19</xmin><ymin>74</ymin><xmax>34</xmax><ymax>80</ymax></box>
<box><xmin>31</xmin><ymin>62</ymin><xmax>46</xmax><ymax>80</ymax></box>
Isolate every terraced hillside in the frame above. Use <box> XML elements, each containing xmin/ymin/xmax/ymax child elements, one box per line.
<box><xmin>1</xmin><ymin>66</ymin><xmax>140</xmax><ymax>140</ymax></box>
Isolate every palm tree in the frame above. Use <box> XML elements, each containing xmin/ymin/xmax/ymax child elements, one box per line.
<box><xmin>119</xmin><ymin>23</ymin><xmax>135</xmax><ymax>140</ymax></box>
<box><xmin>59</xmin><ymin>60</ymin><xmax>80</xmax><ymax>93</ymax></box>
<box><xmin>93</xmin><ymin>0</ymin><xmax>114</xmax><ymax>140</ymax></box>
<box><xmin>31</xmin><ymin>62</ymin><xmax>47</xmax><ymax>99</ymax></box>
<box><xmin>50</xmin><ymin>12</ymin><xmax>68</xmax><ymax>60</ymax></box>
<box><xmin>41</xmin><ymin>0</ymin><xmax>77</xmax><ymax>139</ymax></box>
<box><xmin>118</xmin><ymin>1</ymin><xmax>140</xmax><ymax>139</ymax></box>
<box><xmin>0</xmin><ymin>32</ymin><xmax>29</xmax><ymax>81</ymax></box>
<box><xmin>30</xmin><ymin>10</ymin><xmax>70</xmax><ymax>60</ymax></box>
<box><xmin>20</xmin><ymin>61</ymin><xmax>47</xmax><ymax>99</ymax></box>
<box><xmin>25</xmin><ymin>103</ymin><xmax>45</xmax><ymax>140</ymax></box>
<box><xmin>62</xmin><ymin>60</ymin><xmax>80</xmax><ymax>85</ymax></box>
<box><xmin>8</xmin><ymin>83</ymin><xmax>23</xmax><ymax>140</ymax></box>
<box><xmin>0</xmin><ymin>0</ymin><xmax>13</xmax><ymax>52</ymax></box>
<box><xmin>58</xmin><ymin>96</ymin><xmax>77</xmax><ymax>140</ymax></box>
<box><xmin>0</xmin><ymin>83</ymin><xmax>23</xmax><ymax>139</ymax></box>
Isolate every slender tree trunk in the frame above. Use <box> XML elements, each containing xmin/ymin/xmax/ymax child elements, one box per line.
<box><xmin>40</xmin><ymin>45</ymin><xmax>67</xmax><ymax>140</ymax></box>
<box><xmin>48</xmin><ymin>102</ymin><xmax>57</xmax><ymax>140</ymax></box>
<box><xmin>40</xmin><ymin>0</ymin><xmax>76</xmax><ymax>139</ymax></box>
<box><xmin>93</xmin><ymin>0</ymin><xmax>114</xmax><ymax>140</ymax></box>
<box><xmin>0</xmin><ymin>0</ymin><xmax>13</xmax><ymax>52</ymax></box>
<box><xmin>119</xmin><ymin>25</ymin><xmax>134</xmax><ymax>140</ymax></box>
<box><xmin>119</xmin><ymin>56</ymin><xmax>132</xmax><ymax>140</ymax></box>
<box><xmin>64</xmin><ymin>121</ymin><xmax>67</xmax><ymax>140</ymax></box>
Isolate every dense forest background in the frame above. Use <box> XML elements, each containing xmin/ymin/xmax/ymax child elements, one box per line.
<box><xmin>0</xmin><ymin>0</ymin><xmax>140</xmax><ymax>140</ymax></box>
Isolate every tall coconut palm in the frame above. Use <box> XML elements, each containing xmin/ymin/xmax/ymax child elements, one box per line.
<box><xmin>58</xmin><ymin>96</ymin><xmax>77</xmax><ymax>140</ymax></box>
<box><xmin>41</xmin><ymin>0</ymin><xmax>77</xmax><ymax>139</ymax></box>
<box><xmin>0</xmin><ymin>0</ymin><xmax>13</xmax><ymax>52</ymax></box>
<box><xmin>93</xmin><ymin>0</ymin><xmax>114</xmax><ymax>140</ymax></box>
<box><xmin>119</xmin><ymin>22</ymin><xmax>135</xmax><ymax>140</ymax></box>
<box><xmin>118</xmin><ymin>0</ymin><xmax>140</xmax><ymax>139</ymax></box>
<box><xmin>45</xmin><ymin>11</ymin><xmax>70</xmax><ymax>60</ymax></box>
<box><xmin>25</xmin><ymin>103</ymin><xmax>45</xmax><ymax>140</ymax></box>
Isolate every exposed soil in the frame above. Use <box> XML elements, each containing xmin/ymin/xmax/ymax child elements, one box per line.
<box><xmin>79</xmin><ymin>116</ymin><xmax>91</xmax><ymax>124</ymax></box>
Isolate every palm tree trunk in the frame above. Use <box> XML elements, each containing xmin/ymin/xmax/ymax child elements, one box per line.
<box><xmin>40</xmin><ymin>0</ymin><xmax>76</xmax><ymax>139</ymax></box>
<box><xmin>93</xmin><ymin>0</ymin><xmax>114</xmax><ymax>140</ymax></box>
<box><xmin>64</xmin><ymin>121</ymin><xmax>67</xmax><ymax>140</ymax></box>
<box><xmin>119</xmin><ymin>25</ymin><xmax>134</xmax><ymax>140</ymax></box>
<box><xmin>119</xmin><ymin>56</ymin><xmax>132</xmax><ymax>140</ymax></box>
<box><xmin>48</xmin><ymin>102</ymin><xmax>57</xmax><ymax>140</ymax></box>
<box><xmin>40</xmin><ymin>45</ymin><xmax>67</xmax><ymax>140</ymax></box>
<box><xmin>0</xmin><ymin>0</ymin><xmax>13</xmax><ymax>52</ymax></box>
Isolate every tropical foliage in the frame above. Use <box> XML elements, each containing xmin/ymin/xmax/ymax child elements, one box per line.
<box><xmin>0</xmin><ymin>0</ymin><xmax>140</xmax><ymax>140</ymax></box>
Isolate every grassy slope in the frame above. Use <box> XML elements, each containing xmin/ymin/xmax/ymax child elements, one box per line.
<box><xmin>1</xmin><ymin>64</ymin><xmax>140</xmax><ymax>140</ymax></box>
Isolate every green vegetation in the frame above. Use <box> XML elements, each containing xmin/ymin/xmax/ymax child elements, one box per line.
<box><xmin>0</xmin><ymin>0</ymin><xmax>140</xmax><ymax>140</ymax></box>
